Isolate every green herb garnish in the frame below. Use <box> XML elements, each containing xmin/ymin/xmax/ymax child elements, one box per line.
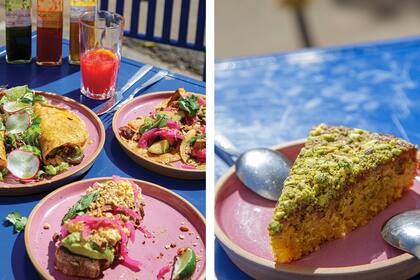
<box><xmin>188</xmin><ymin>134</ymin><xmax>205</xmax><ymax>144</ymax></box>
<box><xmin>5</xmin><ymin>211</ymin><xmax>27</xmax><ymax>233</ymax></box>
<box><xmin>139</xmin><ymin>113</ymin><xmax>169</xmax><ymax>134</ymax></box>
<box><xmin>178</xmin><ymin>95</ymin><xmax>200</xmax><ymax>116</ymax></box>
<box><xmin>62</xmin><ymin>190</ymin><xmax>100</xmax><ymax>224</ymax></box>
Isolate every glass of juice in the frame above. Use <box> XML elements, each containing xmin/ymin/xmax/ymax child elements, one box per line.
<box><xmin>36</xmin><ymin>0</ymin><xmax>63</xmax><ymax>66</ymax></box>
<box><xmin>79</xmin><ymin>10</ymin><xmax>124</xmax><ymax>100</ymax></box>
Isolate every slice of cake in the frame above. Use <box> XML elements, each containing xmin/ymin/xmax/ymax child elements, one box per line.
<box><xmin>268</xmin><ymin>124</ymin><xmax>418</xmax><ymax>263</ymax></box>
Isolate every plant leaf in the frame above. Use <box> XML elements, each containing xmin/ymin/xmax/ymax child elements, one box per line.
<box><xmin>62</xmin><ymin>190</ymin><xmax>100</xmax><ymax>224</ymax></box>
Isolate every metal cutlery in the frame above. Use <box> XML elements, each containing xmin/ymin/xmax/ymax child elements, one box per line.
<box><xmin>94</xmin><ymin>64</ymin><xmax>153</xmax><ymax>115</ymax></box>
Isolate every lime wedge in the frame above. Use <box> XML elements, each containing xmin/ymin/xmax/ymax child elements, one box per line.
<box><xmin>171</xmin><ymin>248</ymin><xmax>196</xmax><ymax>280</ymax></box>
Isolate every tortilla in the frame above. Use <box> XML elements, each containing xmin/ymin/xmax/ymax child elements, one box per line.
<box><xmin>34</xmin><ymin>103</ymin><xmax>89</xmax><ymax>165</ymax></box>
<box><xmin>124</xmin><ymin>139</ymin><xmax>181</xmax><ymax>164</ymax></box>
<box><xmin>180</xmin><ymin>129</ymin><xmax>206</xmax><ymax>169</ymax></box>
<box><xmin>0</xmin><ymin>130</ymin><xmax>6</xmax><ymax>169</ymax></box>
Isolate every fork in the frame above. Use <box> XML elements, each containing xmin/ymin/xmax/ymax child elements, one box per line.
<box><xmin>100</xmin><ymin>70</ymin><xmax>168</xmax><ymax>124</ymax></box>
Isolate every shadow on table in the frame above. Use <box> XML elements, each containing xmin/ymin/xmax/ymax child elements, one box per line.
<box><xmin>0</xmin><ymin>57</ymin><xmax>79</xmax><ymax>89</ymax></box>
<box><xmin>63</xmin><ymin>89</ymin><xmax>109</xmax><ymax>112</ymax></box>
<box><xmin>12</xmin><ymin>233</ymin><xmax>40</xmax><ymax>280</ymax></box>
<box><xmin>104</xmin><ymin>126</ymin><xmax>205</xmax><ymax>191</ymax></box>
<box><xmin>0</xmin><ymin>194</ymin><xmax>44</xmax><ymax>205</ymax></box>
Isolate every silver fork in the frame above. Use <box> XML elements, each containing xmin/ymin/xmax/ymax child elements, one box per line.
<box><xmin>95</xmin><ymin>64</ymin><xmax>153</xmax><ymax>115</ymax></box>
<box><xmin>100</xmin><ymin>70</ymin><xmax>168</xmax><ymax>116</ymax></box>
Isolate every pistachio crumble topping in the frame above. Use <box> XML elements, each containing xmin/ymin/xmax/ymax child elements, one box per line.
<box><xmin>268</xmin><ymin>124</ymin><xmax>416</xmax><ymax>235</ymax></box>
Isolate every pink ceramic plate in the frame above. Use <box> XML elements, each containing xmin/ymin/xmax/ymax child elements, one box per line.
<box><xmin>25</xmin><ymin>177</ymin><xmax>206</xmax><ymax>280</ymax></box>
<box><xmin>215</xmin><ymin>139</ymin><xmax>420</xmax><ymax>280</ymax></box>
<box><xmin>0</xmin><ymin>91</ymin><xmax>105</xmax><ymax>196</ymax></box>
<box><xmin>112</xmin><ymin>91</ymin><xmax>205</xmax><ymax>180</ymax></box>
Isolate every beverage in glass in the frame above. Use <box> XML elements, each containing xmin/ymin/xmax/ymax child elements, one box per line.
<box><xmin>69</xmin><ymin>0</ymin><xmax>96</xmax><ymax>64</ymax></box>
<box><xmin>36</xmin><ymin>0</ymin><xmax>63</xmax><ymax>66</ymax></box>
<box><xmin>79</xmin><ymin>10</ymin><xmax>124</xmax><ymax>100</ymax></box>
<box><xmin>5</xmin><ymin>0</ymin><xmax>32</xmax><ymax>64</ymax></box>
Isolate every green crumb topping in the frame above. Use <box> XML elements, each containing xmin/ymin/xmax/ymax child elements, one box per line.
<box><xmin>268</xmin><ymin>124</ymin><xmax>416</xmax><ymax>236</ymax></box>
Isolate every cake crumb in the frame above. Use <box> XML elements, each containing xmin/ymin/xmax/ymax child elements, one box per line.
<box><xmin>179</xmin><ymin>225</ymin><xmax>189</xmax><ymax>232</ymax></box>
<box><xmin>52</xmin><ymin>232</ymin><xmax>59</xmax><ymax>242</ymax></box>
<box><xmin>170</xmin><ymin>243</ymin><xmax>176</xmax><ymax>248</ymax></box>
<box><xmin>43</xmin><ymin>223</ymin><xmax>50</xmax><ymax>230</ymax></box>
<box><xmin>179</xmin><ymin>234</ymin><xmax>185</xmax><ymax>240</ymax></box>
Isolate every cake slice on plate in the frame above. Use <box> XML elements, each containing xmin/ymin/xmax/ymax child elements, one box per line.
<box><xmin>268</xmin><ymin>124</ymin><xmax>418</xmax><ymax>263</ymax></box>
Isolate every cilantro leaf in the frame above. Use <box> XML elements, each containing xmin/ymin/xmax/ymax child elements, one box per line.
<box><xmin>5</xmin><ymin>211</ymin><xmax>27</xmax><ymax>233</ymax></box>
<box><xmin>178</xmin><ymin>95</ymin><xmax>200</xmax><ymax>116</ymax></box>
<box><xmin>188</xmin><ymin>134</ymin><xmax>206</xmax><ymax>144</ymax></box>
<box><xmin>139</xmin><ymin>113</ymin><xmax>169</xmax><ymax>134</ymax></box>
<box><xmin>62</xmin><ymin>190</ymin><xmax>100</xmax><ymax>224</ymax></box>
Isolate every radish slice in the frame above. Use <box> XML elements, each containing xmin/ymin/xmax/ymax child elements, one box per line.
<box><xmin>3</xmin><ymin>101</ymin><xmax>30</xmax><ymax>113</ymax></box>
<box><xmin>6</xmin><ymin>111</ymin><xmax>31</xmax><ymax>134</ymax></box>
<box><xmin>7</xmin><ymin>150</ymin><xmax>40</xmax><ymax>179</ymax></box>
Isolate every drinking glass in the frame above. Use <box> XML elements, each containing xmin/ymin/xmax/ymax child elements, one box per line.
<box><xmin>80</xmin><ymin>10</ymin><xmax>124</xmax><ymax>100</ymax></box>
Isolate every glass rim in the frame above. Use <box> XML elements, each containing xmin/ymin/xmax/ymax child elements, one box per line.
<box><xmin>80</xmin><ymin>10</ymin><xmax>125</xmax><ymax>30</ymax></box>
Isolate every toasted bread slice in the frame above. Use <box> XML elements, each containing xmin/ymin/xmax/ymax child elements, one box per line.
<box><xmin>55</xmin><ymin>247</ymin><xmax>112</xmax><ymax>279</ymax></box>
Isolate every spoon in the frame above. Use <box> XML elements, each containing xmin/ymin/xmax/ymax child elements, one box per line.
<box><xmin>215</xmin><ymin>133</ymin><xmax>291</xmax><ymax>201</ymax></box>
<box><xmin>382</xmin><ymin>210</ymin><xmax>420</xmax><ymax>259</ymax></box>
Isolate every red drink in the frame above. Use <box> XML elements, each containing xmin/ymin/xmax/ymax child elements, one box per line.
<box><xmin>80</xmin><ymin>49</ymin><xmax>120</xmax><ymax>99</ymax></box>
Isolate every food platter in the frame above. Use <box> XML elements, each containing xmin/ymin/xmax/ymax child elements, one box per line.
<box><xmin>0</xmin><ymin>90</ymin><xmax>105</xmax><ymax>195</ymax></box>
<box><xmin>25</xmin><ymin>177</ymin><xmax>206</xmax><ymax>279</ymax></box>
<box><xmin>112</xmin><ymin>91</ymin><xmax>205</xmax><ymax>180</ymax></box>
<box><xmin>215</xmin><ymin>139</ymin><xmax>420</xmax><ymax>280</ymax></box>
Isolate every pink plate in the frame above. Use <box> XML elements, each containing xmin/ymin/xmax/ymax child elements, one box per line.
<box><xmin>25</xmin><ymin>177</ymin><xmax>206</xmax><ymax>280</ymax></box>
<box><xmin>112</xmin><ymin>91</ymin><xmax>205</xmax><ymax>180</ymax></box>
<box><xmin>0</xmin><ymin>91</ymin><xmax>105</xmax><ymax>195</ymax></box>
<box><xmin>215</xmin><ymin>139</ymin><xmax>420</xmax><ymax>280</ymax></box>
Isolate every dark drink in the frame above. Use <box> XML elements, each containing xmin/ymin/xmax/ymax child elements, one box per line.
<box><xmin>37</xmin><ymin>25</ymin><xmax>63</xmax><ymax>64</ymax></box>
<box><xmin>69</xmin><ymin>0</ymin><xmax>96</xmax><ymax>65</ymax></box>
<box><xmin>36</xmin><ymin>0</ymin><xmax>63</xmax><ymax>66</ymax></box>
<box><xmin>5</xmin><ymin>0</ymin><xmax>32</xmax><ymax>64</ymax></box>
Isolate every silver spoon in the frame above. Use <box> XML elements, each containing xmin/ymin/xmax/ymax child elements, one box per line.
<box><xmin>215</xmin><ymin>133</ymin><xmax>291</xmax><ymax>201</ymax></box>
<box><xmin>382</xmin><ymin>210</ymin><xmax>420</xmax><ymax>259</ymax></box>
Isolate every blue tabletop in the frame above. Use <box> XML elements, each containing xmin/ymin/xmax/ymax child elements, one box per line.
<box><xmin>0</xmin><ymin>36</ymin><xmax>205</xmax><ymax>280</ymax></box>
<box><xmin>215</xmin><ymin>37</ymin><xmax>420</xmax><ymax>279</ymax></box>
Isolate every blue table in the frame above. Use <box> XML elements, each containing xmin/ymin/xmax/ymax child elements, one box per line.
<box><xmin>215</xmin><ymin>37</ymin><xmax>420</xmax><ymax>279</ymax></box>
<box><xmin>0</xmin><ymin>37</ymin><xmax>205</xmax><ymax>280</ymax></box>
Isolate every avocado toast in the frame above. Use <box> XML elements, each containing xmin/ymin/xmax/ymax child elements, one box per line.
<box><xmin>55</xmin><ymin>177</ymin><xmax>145</xmax><ymax>278</ymax></box>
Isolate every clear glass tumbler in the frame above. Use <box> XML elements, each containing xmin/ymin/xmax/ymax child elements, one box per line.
<box><xmin>79</xmin><ymin>10</ymin><xmax>124</xmax><ymax>100</ymax></box>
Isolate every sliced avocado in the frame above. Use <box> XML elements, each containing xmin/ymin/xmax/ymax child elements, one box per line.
<box><xmin>61</xmin><ymin>232</ymin><xmax>115</xmax><ymax>263</ymax></box>
<box><xmin>148</xmin><ymin>139</ymin><xmax>170</xmax><ymax>154</ymax></box>
<box><xmin>159</xmin><ymin>111</ymin><xmax>185</xmax><ymax>122</ymax></box>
